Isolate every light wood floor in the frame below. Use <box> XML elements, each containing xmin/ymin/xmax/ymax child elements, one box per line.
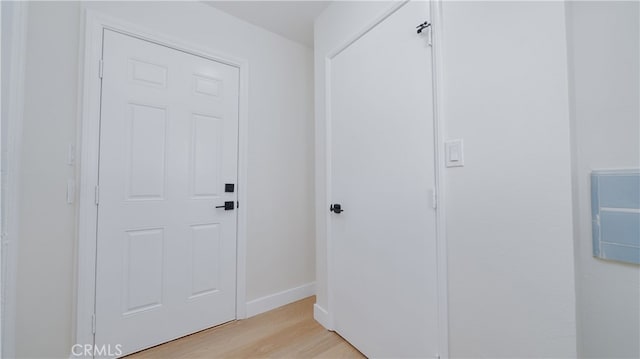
<box><xmin>127</xmin><ymin>296</ymin><xmax>365</xmax><ymax>358</ymax></box>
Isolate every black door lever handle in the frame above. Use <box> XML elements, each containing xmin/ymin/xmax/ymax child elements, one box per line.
<box><xmin>216</xmin><ymin>201</ymin><xmax>235</xmax><ymax>210</ymax></box>
<box><xmin>330</xmin><ymin>204</ymin><xmax>343</xmax><ymax>214</ymax></box>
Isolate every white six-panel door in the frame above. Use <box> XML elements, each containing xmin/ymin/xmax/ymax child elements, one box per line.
<box><xmin>330</xmin><ymin>1</ymin><xmax>440</xmax><ymax>358</ymax></box>
<box><xmin>95</xmin><ymin>29</ymin><xmax>239</xmax><ymax>356</ymax></box>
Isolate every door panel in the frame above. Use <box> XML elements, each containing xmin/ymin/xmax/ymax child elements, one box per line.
<box><xmin>330</xmin><ymin>1</ymin><xmax>439</xmax><ymax>358</ymax></box>
<box><xmin>95</xmin><ymin>30</ymin><xmax>239</xmax><ymax>356</ymax></box>
<box><xmin>126</xmin><ymin>103</ymin><xmax>167</xmax><ymax>199</ymax></box>
<box><xmin>191</xmin><ymin>114</ymin><xmax>223</xmax><ymax>198</ymax></box>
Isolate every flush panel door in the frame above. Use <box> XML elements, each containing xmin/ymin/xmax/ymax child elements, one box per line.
<box><xmin>330</xmin><ymin>1</ymin><xmax>440</xmax><ymax>357</ymax></box>
<box><xmin>95</xmin><ymin>29</ymin><xmax>239</xmax><ymax>356</ymax></box>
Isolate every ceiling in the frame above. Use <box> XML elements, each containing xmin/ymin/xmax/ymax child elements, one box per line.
<box><xmin>205</xmin><ymin>1</ymin><xmax>331</xmax><ymax>47</ymax></box>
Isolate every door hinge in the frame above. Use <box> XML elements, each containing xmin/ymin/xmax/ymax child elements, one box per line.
<box><xmin>416</xmin><ymin>20</ymin><xmax>433</xmax><ymax>46</ymax></box>
<box><xmin>431</xmin><ymin>189</ymin><xmax>437</xmax><ymax>209</ymax></box>
<box><xmin>98</xmin><ymin>59</ymin><xmax>104</xmax><ymax>79</ymax></box>
<box><xmin>94</xmin><ymin>185</ymin><xmax>100</xmax><ymax>205</ymax></box>
<box><xmin>91</xmin><ymin>313</ymin><xmax>96</xmax><ymax>334</ymax></box>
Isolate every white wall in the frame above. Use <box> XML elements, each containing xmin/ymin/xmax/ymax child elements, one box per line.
<box><xmin>441</xmin><ymin>2</ymin><xmax>576</xmax><ymax>357</ymax></box>
<box><xmin>566</xmin><ymin>2</ymin><xmax>640</xmax><ymax>358</ymax></box>
<box><xmin>14</xmin><ymin>2</ymin><xmax>315</xmax><ymax>357</ymax></box>
<box><xmin>16</xmin><ymin>4</ymin><xmax>80</xmax><ymax>358</ymax></box>
<box><xmin>315</xmin><ymin>1</ymin><xmax>577</xmax><ymax>357</ymax></box>
<box><xmin>1</xmin><ymin>2</ymin><xmax>27</xmax><ymax>358</ymax></box>
<box><xmin>0</xmin><ymin>3</ymin><xmax>3</xmax><ymax>356</ymax></box>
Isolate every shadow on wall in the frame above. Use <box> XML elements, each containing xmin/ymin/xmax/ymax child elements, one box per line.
<box><xmin>566</xmin><ymin>1</ymin><xmax>640</xmax><ymax>358</ymax></box>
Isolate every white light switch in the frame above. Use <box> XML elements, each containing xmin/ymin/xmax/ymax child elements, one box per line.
<box><xmin>445</xmin><ymin>139</ymin><xmax>464</xmax><ymax>167</ymax></box>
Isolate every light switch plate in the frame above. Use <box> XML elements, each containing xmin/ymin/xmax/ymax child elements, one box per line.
<box><xmin>445</xmin><ymin>139</ymin><xmax>464</xmax><ymax>167</ymax></box>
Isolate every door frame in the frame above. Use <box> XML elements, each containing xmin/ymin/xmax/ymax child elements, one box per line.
<box><xmin>74</xmin><ymin>9</ymin><xmax>250</xmax><ymax>351</ymax></box>
<box><xmin>1</xmin><ymin>2</ymin><xmax>29</xmax><ymax>357</ymax></box>
<box><xmin>323</xmin><ymin>1</ymin><xmax>450</xmax><ymax>358</ymax></box>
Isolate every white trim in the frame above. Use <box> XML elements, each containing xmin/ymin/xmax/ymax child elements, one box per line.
<box><xmin>74</xmin><ymin>8</ymin><xmax>250</xmax><ymax>351</ymax></box>
<box><xmin>323</xmin><ymin>56</ymin><xmax>335</xmax><ymax>331</ymax></box>
<box><xmin>235</xmin><ymin>49</ymin><xmax>250</xmax><ymax>320</ymax></box>
<box><xmin>1</xmin><ymin>3</ymin><xmax>3</xmax><ymax>357</ymax></box>
<box><xmin>430</xmin><ymin>1</ymin><xmax>450</xmax><ymax>358</ymax></box>
<box><xmin>321</xmin><ymin>1</ymin><xmax>450</xmax><ymax>357</ymax></box>
<box><xmin>1</xmin><ymin>3</ymin><xmax>28</xmax><ymax>357</ymax></box>
<box><xmin>245</xmin><ymin>282</ymin><xmax>316</xmax><ymax>318</ymax></box>
<box><xmin>313</xmin><ymin>304</ymin><xmax>332</xmax><ymax>330</ymax></box>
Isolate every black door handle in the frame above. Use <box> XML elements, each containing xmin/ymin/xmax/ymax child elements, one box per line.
<box><xmin>216</xmin><ymin>201</ymin><xmax>235</xmax><ymax>210</ymax></box>
<box><xmin>330</xmin><ymin>204</ymin><xmax>343</xmax><ymax>214</ymax></box>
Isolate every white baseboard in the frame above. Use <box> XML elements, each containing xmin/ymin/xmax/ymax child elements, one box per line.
<box><xmin>245</xmin><ymin>282</ymin><xmax>315</xmax><ymax>318</ymax></box>
<box><xmin>313</xmin><ymin>303</ymin><xmax>333</xmax><ymax>330</ymax></box>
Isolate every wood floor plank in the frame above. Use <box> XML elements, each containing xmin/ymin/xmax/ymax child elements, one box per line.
<box><xmin>126</xmin><ymin>296</ymin><xmax>365</xmax><ymax>359</ymax></box>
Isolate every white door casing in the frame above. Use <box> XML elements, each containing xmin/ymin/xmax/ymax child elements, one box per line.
<box><xmin>329</xmin><ymin>1</ymin><xmax>440</xmax><ymax>357</ymax></box>
<box><xmin>1</xmin><ymin>3</ymin><xmax>28</xmax><ymax>357</ymax></box>
<box><xmin>94</xmin><ymin>29</ymin><xmax>239</xmax><ymax>356</ymax></box>
<box><xmin>75</xmin><ymin>11</ymin><xmax>250</xmax><ymax>355</ymax></box>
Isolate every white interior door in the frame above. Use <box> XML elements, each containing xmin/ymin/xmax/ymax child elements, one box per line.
<box><xmin>95</xmin><ymin>29</ymin><xmax>239</xmax><ymax>356</ymax></box>
<box><xmin>330</xmin><ymin>1</ymin><xmax>439</xmax><ymax>358</ymax></box>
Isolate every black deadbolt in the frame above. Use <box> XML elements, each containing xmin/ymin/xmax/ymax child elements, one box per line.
<box><xmin>225</xmin><ymin>183</ymin><xmax>235</xmax><ymax>193</ymax></box>
<box><xmin>330</xmin><ymin>204</ymin><xmax>343</xmax><ymax>214</ymax></box>
<box><xmin>216</xmin><ymin>201</ymin><xmax>235</xmax><ymax>210</ymax></box>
